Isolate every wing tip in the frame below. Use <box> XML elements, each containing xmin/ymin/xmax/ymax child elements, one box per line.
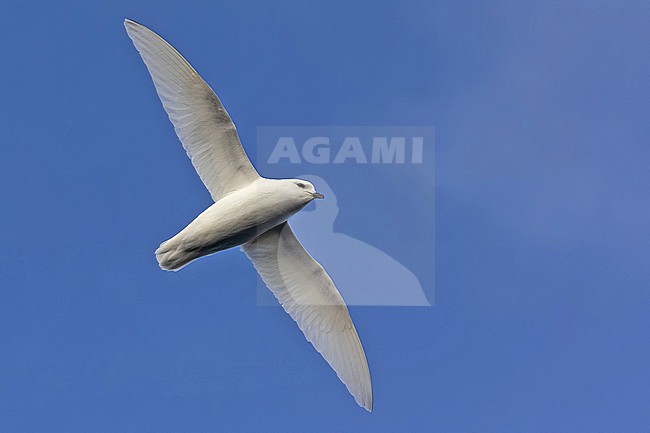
<box><xmin>356</xmin><ymin>386</ymin><xmax>373</xmax><ymax>412</ymax></box>
<box><xmin>123</xmin><ymin>18</ymin><xmax>142</xmax><ymax>37</ymax></box>
<box><xmin>124</xmin><ymin>18</ymin><xmax>139</xmax><ymax>26</ymax></box>
<box><xmin>124</xmin><ymin>18</ymin><xmax>148</xmax><ymax>36</ymax></box>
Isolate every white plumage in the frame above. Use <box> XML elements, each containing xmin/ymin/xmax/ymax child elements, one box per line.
<box><xmin>125</xmin><ymin>19</ymin><xmax>372</xmax><ymax>411</ymax></box>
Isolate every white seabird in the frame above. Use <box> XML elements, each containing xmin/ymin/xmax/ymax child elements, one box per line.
<box><xmin>124</xmin><ymin>19</ymin><xmax>372</xmax><ymax>411</ymax></box>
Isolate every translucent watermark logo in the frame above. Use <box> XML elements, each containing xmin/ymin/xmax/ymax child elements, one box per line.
<box><xmin>267</xmin><ymin>136</ymin><xmax>424</xmax><ymax>164</ymax></box>
<box><xmin>254</xmin><ymin>126</ymin><xmax>435</xmax><ymax>307</ymax></box>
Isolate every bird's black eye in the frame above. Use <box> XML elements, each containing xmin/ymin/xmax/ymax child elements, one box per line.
<box><xmin>296</xmin><ymin>183</ymin><xmax>306</xmax><ymax>188</ymax></box>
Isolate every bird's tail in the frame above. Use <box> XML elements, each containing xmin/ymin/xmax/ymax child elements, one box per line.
<box><xmin>155</xmin><ymin>239</ymin><xmax>199</xmax><ymax>271</ymax></box>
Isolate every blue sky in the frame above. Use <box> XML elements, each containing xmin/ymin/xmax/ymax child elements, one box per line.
<box><xmin>1</xmin><ymin>0</ymin><xmax>649</xmax><ymax>432</ymax></box>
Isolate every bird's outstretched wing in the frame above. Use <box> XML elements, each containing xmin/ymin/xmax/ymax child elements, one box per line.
<box><xmin>242</xmin><ymin>222</ymin><xmax>373</xmax><ymax>411</ymax></box>
<box><xmin>124</xmin><ymin>19</ymin><xmax>259</xmax><ymax>201</ymax></box>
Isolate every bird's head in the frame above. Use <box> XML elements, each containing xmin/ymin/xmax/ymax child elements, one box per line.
<box><xmin>281</xmin><ymin>178</ymin><xmax>325</xmax><ymax>203</ymax></box>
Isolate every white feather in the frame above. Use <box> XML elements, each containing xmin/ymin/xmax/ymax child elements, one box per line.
<box><xmin>124</xmin><ymin>19</ymin><xmax>259</xmax><ymax>201</ymax></box>
<box><xmin>243</xmin><ymin>223</ymin><xmax>373</xmax><ymax>411</ymax></box>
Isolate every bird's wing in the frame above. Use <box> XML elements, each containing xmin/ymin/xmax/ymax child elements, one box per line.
<box><xmin>124</xmin><ymin>19</ymin><xmax>259</xmax><ymax>201</ymax></box>
<box><xmin>242</xmin><ymin>222</ymin><xmax>373</xmax><ymax>411</ymax></box>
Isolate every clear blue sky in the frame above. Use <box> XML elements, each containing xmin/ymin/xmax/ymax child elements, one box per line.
<box><xmin>1</xmin><ymin>1</ymin><xmax>649</xmax><ymax>431</ymax></box>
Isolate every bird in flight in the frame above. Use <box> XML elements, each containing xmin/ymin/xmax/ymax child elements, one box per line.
<box><xmin>124</xmin><ymin>19</ymin><xmax>372</xmax><ymax>411</ymax></box>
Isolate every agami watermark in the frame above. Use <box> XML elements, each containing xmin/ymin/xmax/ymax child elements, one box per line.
<box><xmin>267</xmin><ymin>136</ymin><xmax>425</xmax><ymax>164</ymax></box>
<box><xmin>256</xmin><ymin>126</ymin><xmax>435</xmax><ymax>307</ymax></box>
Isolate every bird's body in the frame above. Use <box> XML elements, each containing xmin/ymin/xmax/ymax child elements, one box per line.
<box><xmin>156</xmin><ymin>178</ymin><xmax>316</xmax><ymax>270</ymax></box>
<box><xmin>125</xmin><ymin>19</ymin><xmax>373</xmax><ymax>411</ymax></box>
